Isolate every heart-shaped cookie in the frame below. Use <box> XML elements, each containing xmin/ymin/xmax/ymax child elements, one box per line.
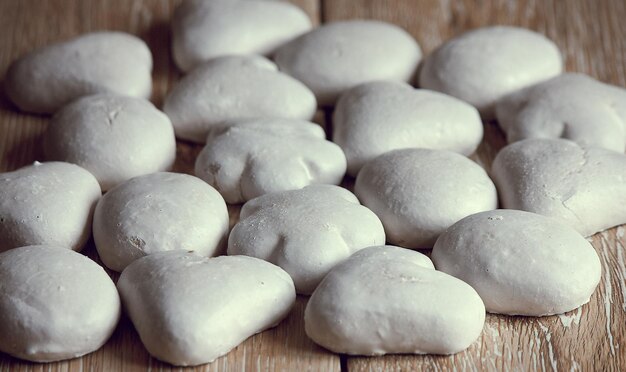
<box><xmin>117</xmin><ymin>252</ymin><xmax>296</xmax><ymax>366</ymax></box>
<box><xmin>305</xmin><ymin>246</ymin><xmax>485</xmax><ymax>355</ymax></box>
<box><xmin>333</xmin><ymin>81</ymin><xmax>483</xmax><ymax>176</ymax></box>
<box><xmin>492</xmin><ymin>138</ymin><xmax>626</xmax><ymax>236</ymax></box>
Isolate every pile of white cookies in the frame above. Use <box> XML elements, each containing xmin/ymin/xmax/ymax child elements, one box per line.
<box><xmin>1</xmin><ymin>0</ymin><xmax>625</xmax><ymax>367</ymax></box>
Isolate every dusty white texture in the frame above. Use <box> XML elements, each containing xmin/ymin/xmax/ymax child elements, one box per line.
<box><xmin>305</xmin><ymin>246</ymin><xmax>485</xmax><ymax>355</ymax></box>
<box><xmin>4</xmin><ymin>32</ymin><xmax>152</xmax><ymax>114</ymax></box>
<box><xmin>0</xmin><ymin>162</ymin><xmax>101</xmax><ymax>253</ymax></box>
<box><xmin>492</xmin><ymin>138</ymin><xmax>626</xmax><ymax>236</ymax></box>
<box><xmin>495</xmin><ymin>73</ymin><xmax>626</xmax><ymax>152</ymax></box>
<box><xmin>432</xmin><ymin>209</ymin><xmax>602</xmax><ymax>316</ymax></box>
<box><xmin>93</xmin><ymin>172</ymin><xmax>229</xmax><ymax>272</ymax></box>
<box><xmin>44</xmin><ymin>94</ymin><xmax>176</xmax><ymax>191</ymax></box>
<box><xmin>228</xmin><ymin>185</ymin><xmax>386</xmax><ymax>294</ymax></box>
<box><xmin>195</xmin><ymin>118</ymin><xmax>346</xmax><ymax>203</ymax></box>
<box><xmin>117</xmin><ymin>252</ymin><xmax>295</xmax><ymax>366</ymax></box>
<box><xmin>355</xmin><ymin>149</ymin><xmax>497</xmax><ymax>248</ymax></box>
<box><xmin>172</xmin><ymin>0</ymin><xmax>311</xmax><ymax>72</ymax></box>
<box><xmin>419</xmin><ymin>26</ymin><xmax>562</xmax><ymax>118</ymax></box>
<box><xmin>274</xmin><ymin>20</ymin><xmax>422</xmax><ymax>106</ymax></box>
<box><xmin>0</xmin><ymin>245</ymin><xmax>120</xmax><ymax>362</ymax></box>
<box><xmin>333</xmin><ymin>81</ymin><xmax>483</xmax><ymax>176</ymax></box>
<box><xmin>163</xmin><ymin>55</ymin><xmax>316</xmax><ymax>143</ymax></box>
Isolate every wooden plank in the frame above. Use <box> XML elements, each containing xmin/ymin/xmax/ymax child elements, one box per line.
<box><xmin>322</xmin><ymin>0</ymin><xmax>626</xmax><ymax>370</ymax></box>
<box><xmin>0</xmin><ymin>0</ymin><xmax>340</xmax><ymax>371</ymax></box>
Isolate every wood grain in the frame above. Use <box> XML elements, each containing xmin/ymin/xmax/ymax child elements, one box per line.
<box><xmin>0</xmin><ymin>0</ymin><xmax>625</xmax><ymax>371</ymax></box>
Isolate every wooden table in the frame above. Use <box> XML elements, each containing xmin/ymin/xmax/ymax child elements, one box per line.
<box><xmin>0</xmin><ymin>0</ymin><xmax>624</xmax><ymax>370</ymax></box>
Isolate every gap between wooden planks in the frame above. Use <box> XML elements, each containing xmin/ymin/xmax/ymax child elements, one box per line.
<box><xmin>0</xmin><ymin>0</ymin><xmax>625</xmax><ymax>371</ymax></box>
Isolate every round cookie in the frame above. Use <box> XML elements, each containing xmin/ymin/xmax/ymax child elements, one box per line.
<box><xmin>495</xmin><ymin>73</ymin><xmax>626</xmax><ymax>152</ymax></box>
<box><xmin>93</xmin><ymin>172</ymin><xmax>229</xmax><ymax>272</ymax></box>
<box><xmin>333</xmin><ymin>81</ymin><xmax>483</xmax><ymax>176</ymax></box>
<box><xmin>274</xmin><ymin>20</ymin><xmax>422</xmax><ymax>106</ymax></box>
<box><xmin>117</xmin><ymin>252</ymin><xmax>295</xmax><ymax>366</ymax></box>
<box><xmin>195</xmin><ymin>118</ymin><xmax>346</xmax><ymax>203</ymax></box>
<box><xmin>228</xmin><ymin>185</ymin><xmax>386</xmax><ymax>294</ymax></box>
<box><xmin>0</xmin><ymin>245</ymin><xmax>120</xmax><ymax>362</ymax></box>
<box><xmin>432</xmin><ymin>210</ymin><xmax>602</xmax><ymax>316</ymax></box>
<box><xmin>44</xmin><ymin>94</ymin><xmax>176</xmax><ymax>191</ymax></box>
<box><xmin>419</xmin><ymin>26</ymin><xmax>562</xmax><ymax>118</ymax></box>
<box><xmin>354</xmin><ymin>149</ymin><xmax>497</xmax><ymax>248</ymax></box>
<box><xmin>172</xmin><ymin>0</ymin><xmax>311</xmax><ymax>72</ymax></box>
<box><xmin>0</xmin><ymin>162</ymin><xmax>101</xmax><ymax>253</ymax></box>
<box><xmin>163</xmin><ymin>55</ymin><xmax>316</xmax><ymax>143</ymax></box>
<box><xmin>305</xmin><ymin>246</ymin><xmax>485</xmax><ymax>355</ymax></box>
<box><xmin>4</xmin><ymin>32</ymin><xmax>152</xmax><ymax>114</ymax></box>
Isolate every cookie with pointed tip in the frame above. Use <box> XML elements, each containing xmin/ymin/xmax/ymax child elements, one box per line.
<box><xmin>44</xmin><ymin>94</ymin><xmax>176</xmax><ymax>191</ymax></box>
<box><xmin>492</xmin><ymin>138</ymin><xmax>626</xmax><ymax>236</ymax></box>
<box><xmin>195</xmin><ymin>118</ymin><xmax>346</xmax><ymax>203</ymax></box>
<box><xmin>419</xmin><ymin>26</ymin><xmax>562</xmax><ymax>118</ymax></box>
<box><xmin>275</xmin><ymin>20</ymin><xmax>422</xmax><ymax>106</ymax></box>
<box><xmin>0</xmin><ymin>162</ymin><xmax>101</xmax><ymax>253</ymax></box>
<box><xmin>495</xmin><ymin>73</ymin><xmax>626</xmax><ymax>152</ymax></box>
<box><xmin>355</xmin><ymin>149</ymin><xmax>498</xmax><ymax>248</ymax></box>
<box><xmin>228</xmin><ymin>185</ymin><xmax>386</xmax><ymax>294</ymax></box>
<box><xmin>432</xmin><ymin>209</ymin><xmax>601</xmax><ymax>316</ymax></box>
<box><xmin>333</xmin><ymin>81</ymin><xmax>483</xmax><ymax>176</ymax></box>
<box><xmin>93</xmin><ymin>172</ymin><xmax>229</xmax><ymax>272</ymax></box>
<box><xmin>5</xmin><ymin>32</ymin><xmax>152</xmax><ymax>114</ymax></box>
<box><xmin>163</xmin><ymin>55</ymin><xmax>316</xmax><ymax>143</ymax></box>
<box><xmin>117</xmin><ymin>252</ymin><xmax>295</xmax><ymax>366</ymax></box>
<box><xmin>0</xmin><ymin>245</ymin><xmax>120</xmax><ymax>362</ymax></box>
<box><xmin>305</xmin><ymin>246</ymin><xmax>485</xmax><ymax>355</ymax></box>
<box><xmin>172</xmin><ymin>0</ymin><xmax>311</xmax><ymax>72</ymax></box>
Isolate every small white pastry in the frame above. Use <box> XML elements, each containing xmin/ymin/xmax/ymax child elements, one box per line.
<box><xmin>163</xmin><ymin>55</ymin><xmax>316</xmax><ymax>143</ymax></box>
<box><xmin>354</xmin><ymin>149</ymin><xmax>497</xmax><ymax>248</ymax></box>
<box><xmin>0</xmin><ymin>245</ymin><xmax>120</xmax><ymax>362</ymax></box>
<box><xmin>419</xmin><ymin>26</ymin><xmax>562</xmax><ymax>118</ymax></box>
<box><xmin>492</xmin><ymin>138</ymin><xmax>626</xmax><ymax>236</ymax></box>
<box><xmin>117</xmin><ymin>252</ymin><xmax>295</xmax><ymax>366</ymax></box>
<box><xmin>228</xmin><ymin>185</ymin><xmax>386</xmax><ymax>294</ymax></box>
<box><xmin>43</xmin><ymin>94</ymin><xmax>176</xmax><ymax>191</ymax></box>
<box><xmin>274</xmin><ymin>20</ymin><xmax>422</xmax><ymax>106</ymax></box>
<box><xmin>432</xmin><ymin>209</ymin><xmax>602</xmax><ymax>316</ymax></box>
<box><xmin>333</xmin><ymin>81</ymin><xmax>483</xmax><ymax>176</ymax></box>
<box><xmin>495</xmin><ymin>73</ymin><xmax>626</xmax><ymax>152</ymax></box>
<box><xmin>305</xmin><ymin>246</ymin><xmax>485</xmax><ymax>355</ymax></box>
<box><xmin>172</xmin><ymin>0</ymin><xmax>312</xmax><ymax>72</ymax></box>
<box><xmin>0</xmin><ymin>162</ymin><xmax>101</xmax><ymax>253</ymax></box>
<box><xmin>93</xmin><ymin>172</ymin><xmax>229</xmax><ymax>272</ymax></box>
<box><xmin>195</xmin><ymin>118</ymin><xmax>346</xmax><ymax>203</ymax></box>
<box><xmin>4</xmin><ymin>32</ymin><xmax>152</xmax><ymax>114</ymax></box>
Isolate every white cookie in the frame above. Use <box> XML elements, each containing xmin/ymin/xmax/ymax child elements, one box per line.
<box><xmin>433</xmin><ymin>210</ymin><xmax>601</xmax><ymax>316</ymax></box>
<box><xmin>44</xmin><ymin>94</ymin><xmax>176</xmax><ymax>191</ymax></box>
<box><xmin>492</xmin><ymin>138</ymin><xmax>626</xmax><ymax>236</ymax></box>
<box><xmin>0</xmin><ymin>162</ymin><xmax>101</xmax><ymax>253</ymax></box>
<box><xmin>0</xmin><ymin>245</ymin><xmax>120</xmax><ymax>362</ymax></box>
<box><xmin>228</xmin><ymin>185</ymin><xmax>386</xmax><ymax>294</ymax></box>
<box><xmin>93</xmin><ymin>172</ymin><xmax>229</xmax><ymax>272</ymax></box>
<box><xmin>305</xmin><ymin>246</ymin><xmax>485</xmax><ymax>355</ymax></box>
<box><xmin>163</xmin><ymin>55</ymin><xmax>316</xmax><ymax>143</ymax></box>
<box><xmin>355</xmin><ymin>149</ymin><xmax>497</xmax><ymax>248</ymax></box>
<box><xmin>195</xmin><ymin>118</ymin><xmax>346</xmax><ymax>203</ymax></box>
<box><xmin>495</xmin><ymin>73</ymin><xmax>626</xmax><ymax>152</ymax></box>
<box><xmin>5</xmin><ymin>32</ymin><xmax>152</xmax><ymax>114</ymax></box>
<box><xmin>419</xmin><ymin>26</ymin><xmax>562</xmax><ymax>118</ymax></box>
<box><xmin>117</xmin><ymin>252</ymin><xmax>295</xmax><ymax>366</ymax></box>
<box><xmin>274</xmin><ymin>20</ymin><xmax>422</xmax><ymax>106</ymax></box>
<box><xmin>333</xmin><ymin>81</ymin><xmax>483</xmax><ymax>176</ymax></box>
<box><xmin>172</xmin><ymin>0</ymin><xmax>311</xmax><ymax>72</ymax></box>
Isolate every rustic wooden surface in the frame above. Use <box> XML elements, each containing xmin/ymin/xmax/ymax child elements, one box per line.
<box><xmin>0</xmin><ymin>0</ymin><xmax>624</xmax><ymax>371</ymax></box>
